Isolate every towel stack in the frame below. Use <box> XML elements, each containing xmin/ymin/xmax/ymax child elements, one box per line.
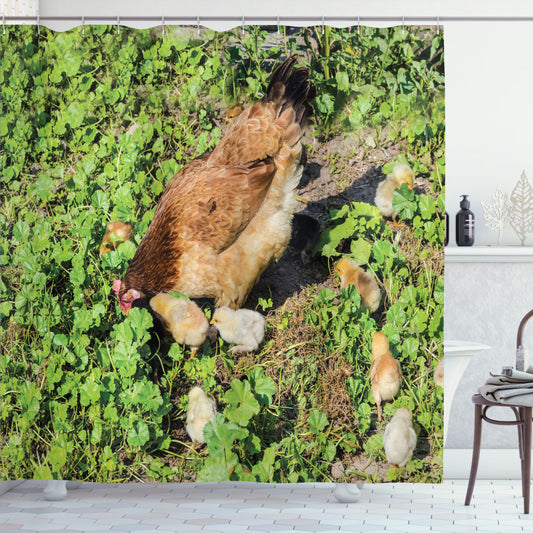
<box><xmin>479</xmin><ymin>367</ymin><xmax>533</xmax><ymax>406</ymax></box>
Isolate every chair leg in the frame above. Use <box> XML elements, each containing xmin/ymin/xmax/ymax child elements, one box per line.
<box><xmin>518</xmin><ymin>410</ymin><xmax>525</xmax><ymax>499</ymax></box>
<box><xmin>465</xmin><ymin>404</ymin><xmax>483</xmax><ymax>506</ymax></box>
<box><xmin>523</xmin><ymin>407</ymin><xmax>531</xmax><ymax>514</ymax></box>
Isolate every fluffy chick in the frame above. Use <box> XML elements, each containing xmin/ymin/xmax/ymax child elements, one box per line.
<box><xmin>335</xmin><ymin>258</ymin><xmax>381</xmax><ymax>312</ymax></box>
<box><xmin>375</xmin><ymin>164</ymin><xmax>414</xmax><ymax>219</ymax></box>
<box><xmin>371</xmin><ymin>331</ymin><xmax>402</xmax><ymax>422</ymax></box>
<box><xmin>149</xmin><ymin>293</ymin><xmax>209</xmax><ymax>358</ymax></box>
<box><xmin>434</xmin><ymin>358</ymin><xmax>444</xmax><ymax>388</ymax></box>
<box><xmin>383</xmin><ymin>407</ymin><xmax>417</xmax><ymax>467</ymax></box>
<box><xmin>99</xmin><ymin>221</ymin><xmax>132</xmax><ymax>257</ymax></box>
<box><xmin>186</xmin><ymin>386</ymin><xmax>217</xmax><ymax>444</ymax></box>
<box><xmin>225</xmin><ymin>104</ymin><xmax>244</xmax><ymax>122</ymax></box>
<box><xmin>211</xmin><ymin>306</ymin><xmax>266</xmax><ymax>353</ymax></box>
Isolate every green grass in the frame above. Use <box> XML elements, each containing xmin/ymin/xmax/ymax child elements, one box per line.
<box><xmin>0</xmin><ymin>24</ymin><xmax>444</xmax><ymax>483</ymax></box>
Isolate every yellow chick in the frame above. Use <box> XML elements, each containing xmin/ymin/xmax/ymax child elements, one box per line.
<box><xmin>434</xmin><ymin>358</ymin><xmax>444</xmax><ymax>388</ymax></box>
<box><xmin>375</xmin><ymin>164</ymin><xmax>414</xmax><ymax>219</ymax></box>
<box><xmin>149</xmin><ymin>293</ymin><xmax>209</xmax><ymax>358</ymax></box>
<box><xmin>383</xmin><ymin>407</ymin><xmax>417</xmax><ymax>467</ymax></box>
<box><xmin>225</xmin><ymin>104</ymin><xmax>244</xmax><ymax>122</ymax></box>
<box><xmin>335</xmin><ymin>258</ymin><xmax>381</xmax><ymax>312</ymax></box>
<box><xmin>211</xmin><ymin>307</ymin><xmax>266</xmax><ymax>353</ymax></box>
<box><xmin>186</xmin><ymin>386</ymin><xmax>217</xmax><ymax>444</ymax></box>
<box><xmin>370</xmin><ymin>331</ymin><xmax>402</xmax><ymax>422</ymax></box>
<box><xmin>99</xmin><ymin>221</ymin><xmax>133</xmax><ymax>257</ymax></box>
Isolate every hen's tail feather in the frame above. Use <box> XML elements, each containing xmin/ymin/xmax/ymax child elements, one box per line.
<box><xmin>266</xmin><ymin>56</ymin><xmax>316</xmax><ymax>128</ymax></box>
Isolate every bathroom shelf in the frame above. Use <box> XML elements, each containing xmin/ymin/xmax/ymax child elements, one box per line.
<box><xmin>445</xmin><ymin>246</ymin><xmax>533</xmax><ymax>262</ymax></box>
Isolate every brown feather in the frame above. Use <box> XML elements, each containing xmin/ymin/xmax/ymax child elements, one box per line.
<box><xmin>119</xmin><ymin>56</ymin><xmax>315</xmax><ymax>309</ymax></box>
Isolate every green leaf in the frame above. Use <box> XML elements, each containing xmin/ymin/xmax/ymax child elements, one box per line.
<box><xmin>127</xmin><ymin>419</ymin><xmax>150</xmax><ymax>447</ymax></box>
<box><xmin>247</xmin><ymin>368</ymin><xmax>275</xmax><ymax>407</ymax></box>
<box><xmin>335</xmin><ymin>71</ymin><xmax>350</xmax><ymax>93</ymax></box>
<box><xmin>13</xmin><ymin>220</ymin><xmax>30</xmax><ymax>243</ymax></box>
<box><xmin>402</xmin><ymin>337</ymin><xmax>419</xmax><ymax>360</ymax></box>
<box><xmin>251</xmin><ymin>445</ymin><xmax>277</xmax><ymax>481</ymax></box>
<box><xmin>372</xmin><ymin>240</ymin><xmax>394</xmax><ymax>265</ymax></box>
<box><xmin>350</xmin><ymin>238</ymin><xmax>372</xmax><ymax>265</ymax></box>
<box><xmin>204</xmin><ymin>413</ymin><xmax>248</xmax><ymax>453</ymax></box>
<box><xmin>70</xmin><ymin>266</ymin><xmax>85</xmax><ymax>286</ymax></box>
<box><xmin>92</xmin><ymin>190</ymin><xmax>110</xmax><ymax>211</ymax></box>
<box><xmin>35</xmin><ymin>174</ymin><xmax>52</xmax><ymax>201</ymax></box>
<box><xmin>79</xmin><ymin>381</ymin><xmax>100</xmax><ymax>407</ymax></box>
<box><xmin>392</xmin><ymin>184</ymin><xmax>417</xmax><ymax>220</ymax></box>
<box><xmin>398</xmin><ymin>285</ymin><xmax>418</xmax><ymax>307</ymax></box>
<box><xmin>308</xmin><ymin>409</ymin><xmax>328</xmax><ymax>435</ymax></box>
<box><xmin>224</xmin><ymin>380</ymin><xmax>260</xmax><ymax>426</ymax></box>
<box><xmin>419</xmin><ymin>195</ymin><xmax>436</xmax><ymax>220</ymax></box>
<box><xmin>63</xmin><ymin>102</ymin><xmax>88</xmax><ymax>129</ymax></box>
<box><xmin>48</xmin><ymin>445</ymin><xmax>67</xmax><ymax>470</ymax></box>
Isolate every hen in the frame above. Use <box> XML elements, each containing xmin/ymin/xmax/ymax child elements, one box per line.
<box><xmin>114</xmin><ymin>56</ymin><xmax>315</xmax><ymax>313</ymax></box>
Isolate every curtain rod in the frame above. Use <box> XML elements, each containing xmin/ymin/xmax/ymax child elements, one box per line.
<box><xmin>4</xmin><ymin>15</ymin><xmax>533</xmax><ymax>25</ymax></box>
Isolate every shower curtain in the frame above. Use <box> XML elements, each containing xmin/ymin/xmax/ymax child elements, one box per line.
<box><xmin>0</xmin><ymin>23</ymin><xmax>444</xmax><ymax>484</ymax></box>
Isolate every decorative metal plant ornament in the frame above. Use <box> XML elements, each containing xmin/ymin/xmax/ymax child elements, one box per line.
<box><xmin>481</xmin><ymin>187</ymin><xmax>511</xmax><ymax>246</ymax></box>
<box><xmin>508</xmin><ymin>170</ymin><xmax>533</xmax><ymax>245</ymax></box>
<box><xmin>482</xmin><ymin>171</ymin><xmax>533</xmax><ymax>245</ymax></box>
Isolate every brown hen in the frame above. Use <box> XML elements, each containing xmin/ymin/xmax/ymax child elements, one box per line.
<box><xmin>114</xmin><ymin>56</ymin><xmax>315</xmax><ymax>313</ymax></box>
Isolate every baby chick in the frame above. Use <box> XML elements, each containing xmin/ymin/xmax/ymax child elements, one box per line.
<box><xmin>186</xmin><ymin>386</ymin><xmax>217</xmax><ymax>444</ymax></box>
<box><xmin>374</xmin><ymin>164</ymin><xmax>414</xmax><ymax>220</ymax></box>
<box><xmin>225</xmin><ymin>104</ymin><xmax>244</xmax><ymax>122</ymax></box>
<box><xmin>99</xmin><ymin>221</ymin><xmax>133</xmax><ymax>257</ymax></box>
<box><xmin>383</xmin><ymin>407</ymin><xmax>417</xmax><ymax>467</ymax></box>
<box><xmin>149</xmin><ymin>293</ymin><xmax>209</xmax><ymax>358</ymax></box>
<box><xmin>370</xmin><ymin>331</ymin><xmax>402</xmax><ymax>422</ymax></box>
<box><xmin>434</xmin><ymin>358</ymin><xmax>444</xmax><ymax>388</ymax></box>
<box><xmin>211</xmin><ymin>307</ymin><xmax>266</xmax><ymax>353</ymax></box>
<box><xmin>335</xmin><ymin>257</ymin><xmax>381</xmax><ymax>312</ymax></box>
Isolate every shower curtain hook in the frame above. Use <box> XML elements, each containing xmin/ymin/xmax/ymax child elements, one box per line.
<box><xmin>322</xmin><ymin>15</ymin><xmax>325</xmax><ymax>34</ymax></box>
<box><xmin>37</xmin><ymin>15</ymin><xmax>40</xmax><ymax>35</ymax></box>
<box><xmin>197</xmin><ymin>16</ymin><xmax>200</xmax><ymax>35</ymax></box>
<box><xmin>437</xmin><ymin>16</ymin><xmax>440</xmax><ymax>34</ymax></box>
<box><xmin>82</xmin><ymin>15</ymin><xmax>85</xmax><ymax>35</ymax></box>
<box><xmin>117</xmin><ymin>16</ymin><xmax>120</xmax><ymax>35</ymax></box>
<box><xmin>357</xmin><ymin>16</ymin><xmax>360</xmax><ymax>37</ymax></box>
<box><xmin>162</xmin><ymin>16</ymin><xmax>165</xmax><ymax>37</ymax></box>
<box><xmin>402</xmin><ymin>16</ymin><xmax>405</xmax><ymax>34</ymax></box>
<box><xmin>3</xmin><ymin>15</ymin><xmax>5</xmax><ymax>35</ymax></box>
<box><xmin>277</xmin><ymin>16</ymin><xmax>280</xmax><ymax>36</ymax></box>
<box><xmin>242</xmin><ymin>16</ymin><xmax>245</xmax><ymax>36</ymax></box>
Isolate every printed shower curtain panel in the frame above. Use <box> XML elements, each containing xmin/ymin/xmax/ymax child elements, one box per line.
<box><xmin>0</xmin><ymin>23</ymin><xmax>444</xmax><ymax>485</ymax></box>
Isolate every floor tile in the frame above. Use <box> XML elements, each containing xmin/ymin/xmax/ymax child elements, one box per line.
<box><xmin>1</xmin><ymin>480</ymin><xmax>530</xmax><ymax>532</ymax></box>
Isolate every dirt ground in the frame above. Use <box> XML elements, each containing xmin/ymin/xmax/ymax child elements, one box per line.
<box><xmin>247</xmin><ymin>131</ymin><xmax>432</xmax><ymax>310</ymax></box>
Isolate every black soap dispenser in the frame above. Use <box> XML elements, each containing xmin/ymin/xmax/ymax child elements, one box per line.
<box><xmin>444</xmin><ymin>211</ymin><xmax>449</xmax><ymax>246</ymax></box>
<box><xmin>456</xmin><ymin>195</ymin><xmax>475</xmax><ymax>246</ymax></box>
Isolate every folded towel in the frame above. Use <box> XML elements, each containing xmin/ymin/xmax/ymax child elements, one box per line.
<box><xmin>478</xmin><ymin>368</ymin><xmax>533</xmax><ymax>406</ymax></box>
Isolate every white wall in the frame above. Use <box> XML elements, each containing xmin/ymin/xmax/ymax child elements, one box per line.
<box><xmin>445</xmin><ymin>22</ymin><xmax>533</xmax><ymax>246</ymax></box>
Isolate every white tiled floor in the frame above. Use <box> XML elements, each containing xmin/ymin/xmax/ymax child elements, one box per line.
<box><xmin>1</xmin><ymin>480</ymin><xmax>532</xmax><ymax>532</ymax></box>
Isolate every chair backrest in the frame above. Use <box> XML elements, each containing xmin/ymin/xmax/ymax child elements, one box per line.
<box><xmin>517</xmin><ymin>309</ymin><xmax>533</xmax><ymax>349</ymax></box>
